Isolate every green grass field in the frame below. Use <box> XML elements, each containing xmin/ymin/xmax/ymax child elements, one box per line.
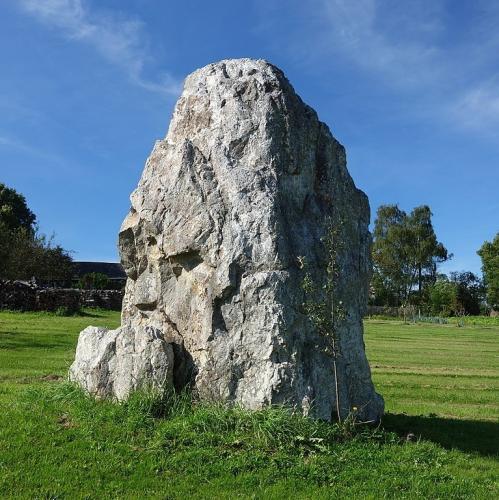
<box><xmin>0</xmin><ymin>311</ymin><xmax>497</xmax><ymax>498</ymax></box>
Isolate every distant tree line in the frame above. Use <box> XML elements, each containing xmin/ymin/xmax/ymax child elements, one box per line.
<box><xmin>0</xmin><ymin>183</ymin><xmax>73</xmax><ymax>285</ymax></box>
<box><xmin>370</xmin><ymin>204</ymin><xmax>498</xmax><ymax>316</ymax></box>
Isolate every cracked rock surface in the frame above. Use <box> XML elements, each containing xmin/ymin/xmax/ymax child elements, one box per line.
<box><xmin>70</xmin><ymin>58</ymin><xmax>383</xmax><ymax>421</ymax></box>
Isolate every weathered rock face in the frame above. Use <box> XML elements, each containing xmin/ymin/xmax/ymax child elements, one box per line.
<box><xmin>70</xmin><ymin>58</ymin><xmax>383</xmax><ymax>422</ymax></box>
<box><xmin>69</xmin><ymin>325</ymin><xmax>173</xmax><ymax>400</ymax></box>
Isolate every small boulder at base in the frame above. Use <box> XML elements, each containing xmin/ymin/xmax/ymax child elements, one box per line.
<box><xmin>69</xmin><ymin>325</ymin><xmax>173</xmax><ymax>400</ymax></box>
<box><xmin>70</xmin><ymin>58</ymin><xmax>384</xmax><ymax>422</ymax></box>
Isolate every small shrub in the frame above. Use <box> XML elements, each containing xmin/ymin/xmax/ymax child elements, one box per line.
<box><xmin>55</xmin><ymin>305</ymin><xmax>81</xmax><ymax>316</ymax></box>
<box><xmin>412</xmin><ymin>316</ymin><xmax>448</xmax><ymax>325</ymax></box>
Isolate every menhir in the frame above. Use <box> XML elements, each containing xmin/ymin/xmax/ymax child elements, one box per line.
<box><xmin>69</xmin><ymin>58</ymin><xmax>384</xmax><ymax>422</ymax></box>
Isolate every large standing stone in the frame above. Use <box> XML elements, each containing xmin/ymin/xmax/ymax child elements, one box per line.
<box><xmin>70</xmin><ymin>58</ymin><xmax>384</xmax><ymax>422</ymax></box>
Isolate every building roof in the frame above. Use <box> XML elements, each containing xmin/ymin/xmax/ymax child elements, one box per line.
<box><xmin>73</xmin><ymin>262</ymin><xmax>127</xmax><ymax>280</ymax></box>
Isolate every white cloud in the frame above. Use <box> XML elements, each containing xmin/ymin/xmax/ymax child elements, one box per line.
<box><xmin>452</xmin><ymin>80</ymin><xmax>499</xmax><ymax>134</ymax></box>
<box><xmin>257</xmin><ymin>0</ymin><xmax>499</xmax><ymax>137</ymax></box>
<box><xmin>318</xmin><ymin>0</ymin><xmax>447</xmax><ymax>88</ymax></box>
<box><xmin>322</xmin><ymin>0</ymin><xmax>499</xmax><ymax>134</ymax></box>
<box><xmin>18</xmin><ymin>0</ymin><xmax>181</xmax><ymax>96</ymax></box>
<box><xmin>0</xmin><ymin>133</ymin><xmax>66</xmax><ymax>167</ymax></box>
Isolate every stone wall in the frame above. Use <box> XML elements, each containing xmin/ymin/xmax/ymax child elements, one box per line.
<box><xmin>0</xmin><ymin>281</ymin><xmax>123</xmax><ymax>312</ymax></box>
<box><xmin>80</xmin><ymin>289</ymin><xmax>124</xmax><ymax>310</ymax></box>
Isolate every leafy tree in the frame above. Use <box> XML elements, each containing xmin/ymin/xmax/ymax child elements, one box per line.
<box><xmin>79</xmin><ymin>272</ymin><xmax>109</xmax><ymax>290</ymax></box>
<box><xmin>0</xmin><ymin>221</ymin><xmax>13</xmax><ymax>277</ymax></box>
<box><xmin>478</xmin><ymin>233</ymin><xmax>499</xmax><ymax>311</ymax></box>
<box><xmin>409</xmin><ymin>206</ymin><xmax>449</xmax><ymax>296</ymax></box>
<box><xmin>369</xmin><ymin>269</ymin><xmax>398</xmax><ymax>306</ymax></box>
<box><xmin>32</xmin><ymin>235</ymin><xmax>74</xmax><ymax>285</ymax></box>
<box><xmin>0</xmin><ymin>183</ymin><xmax>36</xmax><ymax>231</ymax></box>
<box><xmin>371</xmin><ymin>205</ymin><xmax>409</xmax><ymax>306</ymax></box>
<box><xmin>372</xmin><ymin>204</ymin><xmax>449</xmax><ymax>306</ymax></box>
<box><xmin>0</xmin><ymin>183</ymin><xmax>73</xmax><ymax>284</ymax></box>
<box><xmin>450</xmin><ymin>271</ymin><xmax>484</xmax><ymax>315</ymax></box>
<box><xmin>0</xmin><ymin>228</ymin><xmax>73</xmax><ymax>284</ymax></box>
<box><xmin>426</xmin><ymin>272</ymin><xmax>484</xmax><ymax>317</ymax></box>
<box><xmin>428</xmin><ymin>276</ymin><xmax>458</xmax><ymax>316</ymax></box>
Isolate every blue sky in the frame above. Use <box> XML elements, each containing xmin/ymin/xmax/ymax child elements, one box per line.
<box><xmin>1</xmin><ymin>0</ymin><xmax>498</xmax><ymax>274</ymax></box>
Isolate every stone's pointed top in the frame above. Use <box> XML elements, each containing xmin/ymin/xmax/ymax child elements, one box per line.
<box><xmin>181</xmin><ymin>58</ymin><xmax>293</xmax><ymax>97</ymax></box>
<box><xmin>167</xmin><ymin>57</ymin><xmax>317</xmax><ymax>151</ymax></box>
<box><xmin>188</xmin><ymin>58</ymin><xmax>283</xmax><ymax>79</ymax></box>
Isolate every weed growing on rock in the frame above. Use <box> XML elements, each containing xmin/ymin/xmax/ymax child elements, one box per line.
<box><xmin>301</xmin><ymin>215</ymin><xmax>346</xmax><ymax>422</ymax></box>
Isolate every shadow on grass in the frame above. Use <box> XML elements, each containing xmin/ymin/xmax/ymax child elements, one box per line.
<box><xmin>53</xmin><ymin>308</ymin><xmax>113</xmax><ymax>319</ymax></box>
<box><xmin>77</xmin><ymin>310</ymin><xmax>109</xmax><ymax>318</ymax></box>
<box><xmin>383</xmin><ymin>412</ymin><xmax>499</xmax><ymax>457</ymax></box>
<box><xmin>0</xmin><ymin>308</ymin><xmax>114</xmax><ymax>319</ymax></box>
<box><xmin>0</xmin><ymin>331</ymin><xmax>74</xmax><ymax>350</ymax></box>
